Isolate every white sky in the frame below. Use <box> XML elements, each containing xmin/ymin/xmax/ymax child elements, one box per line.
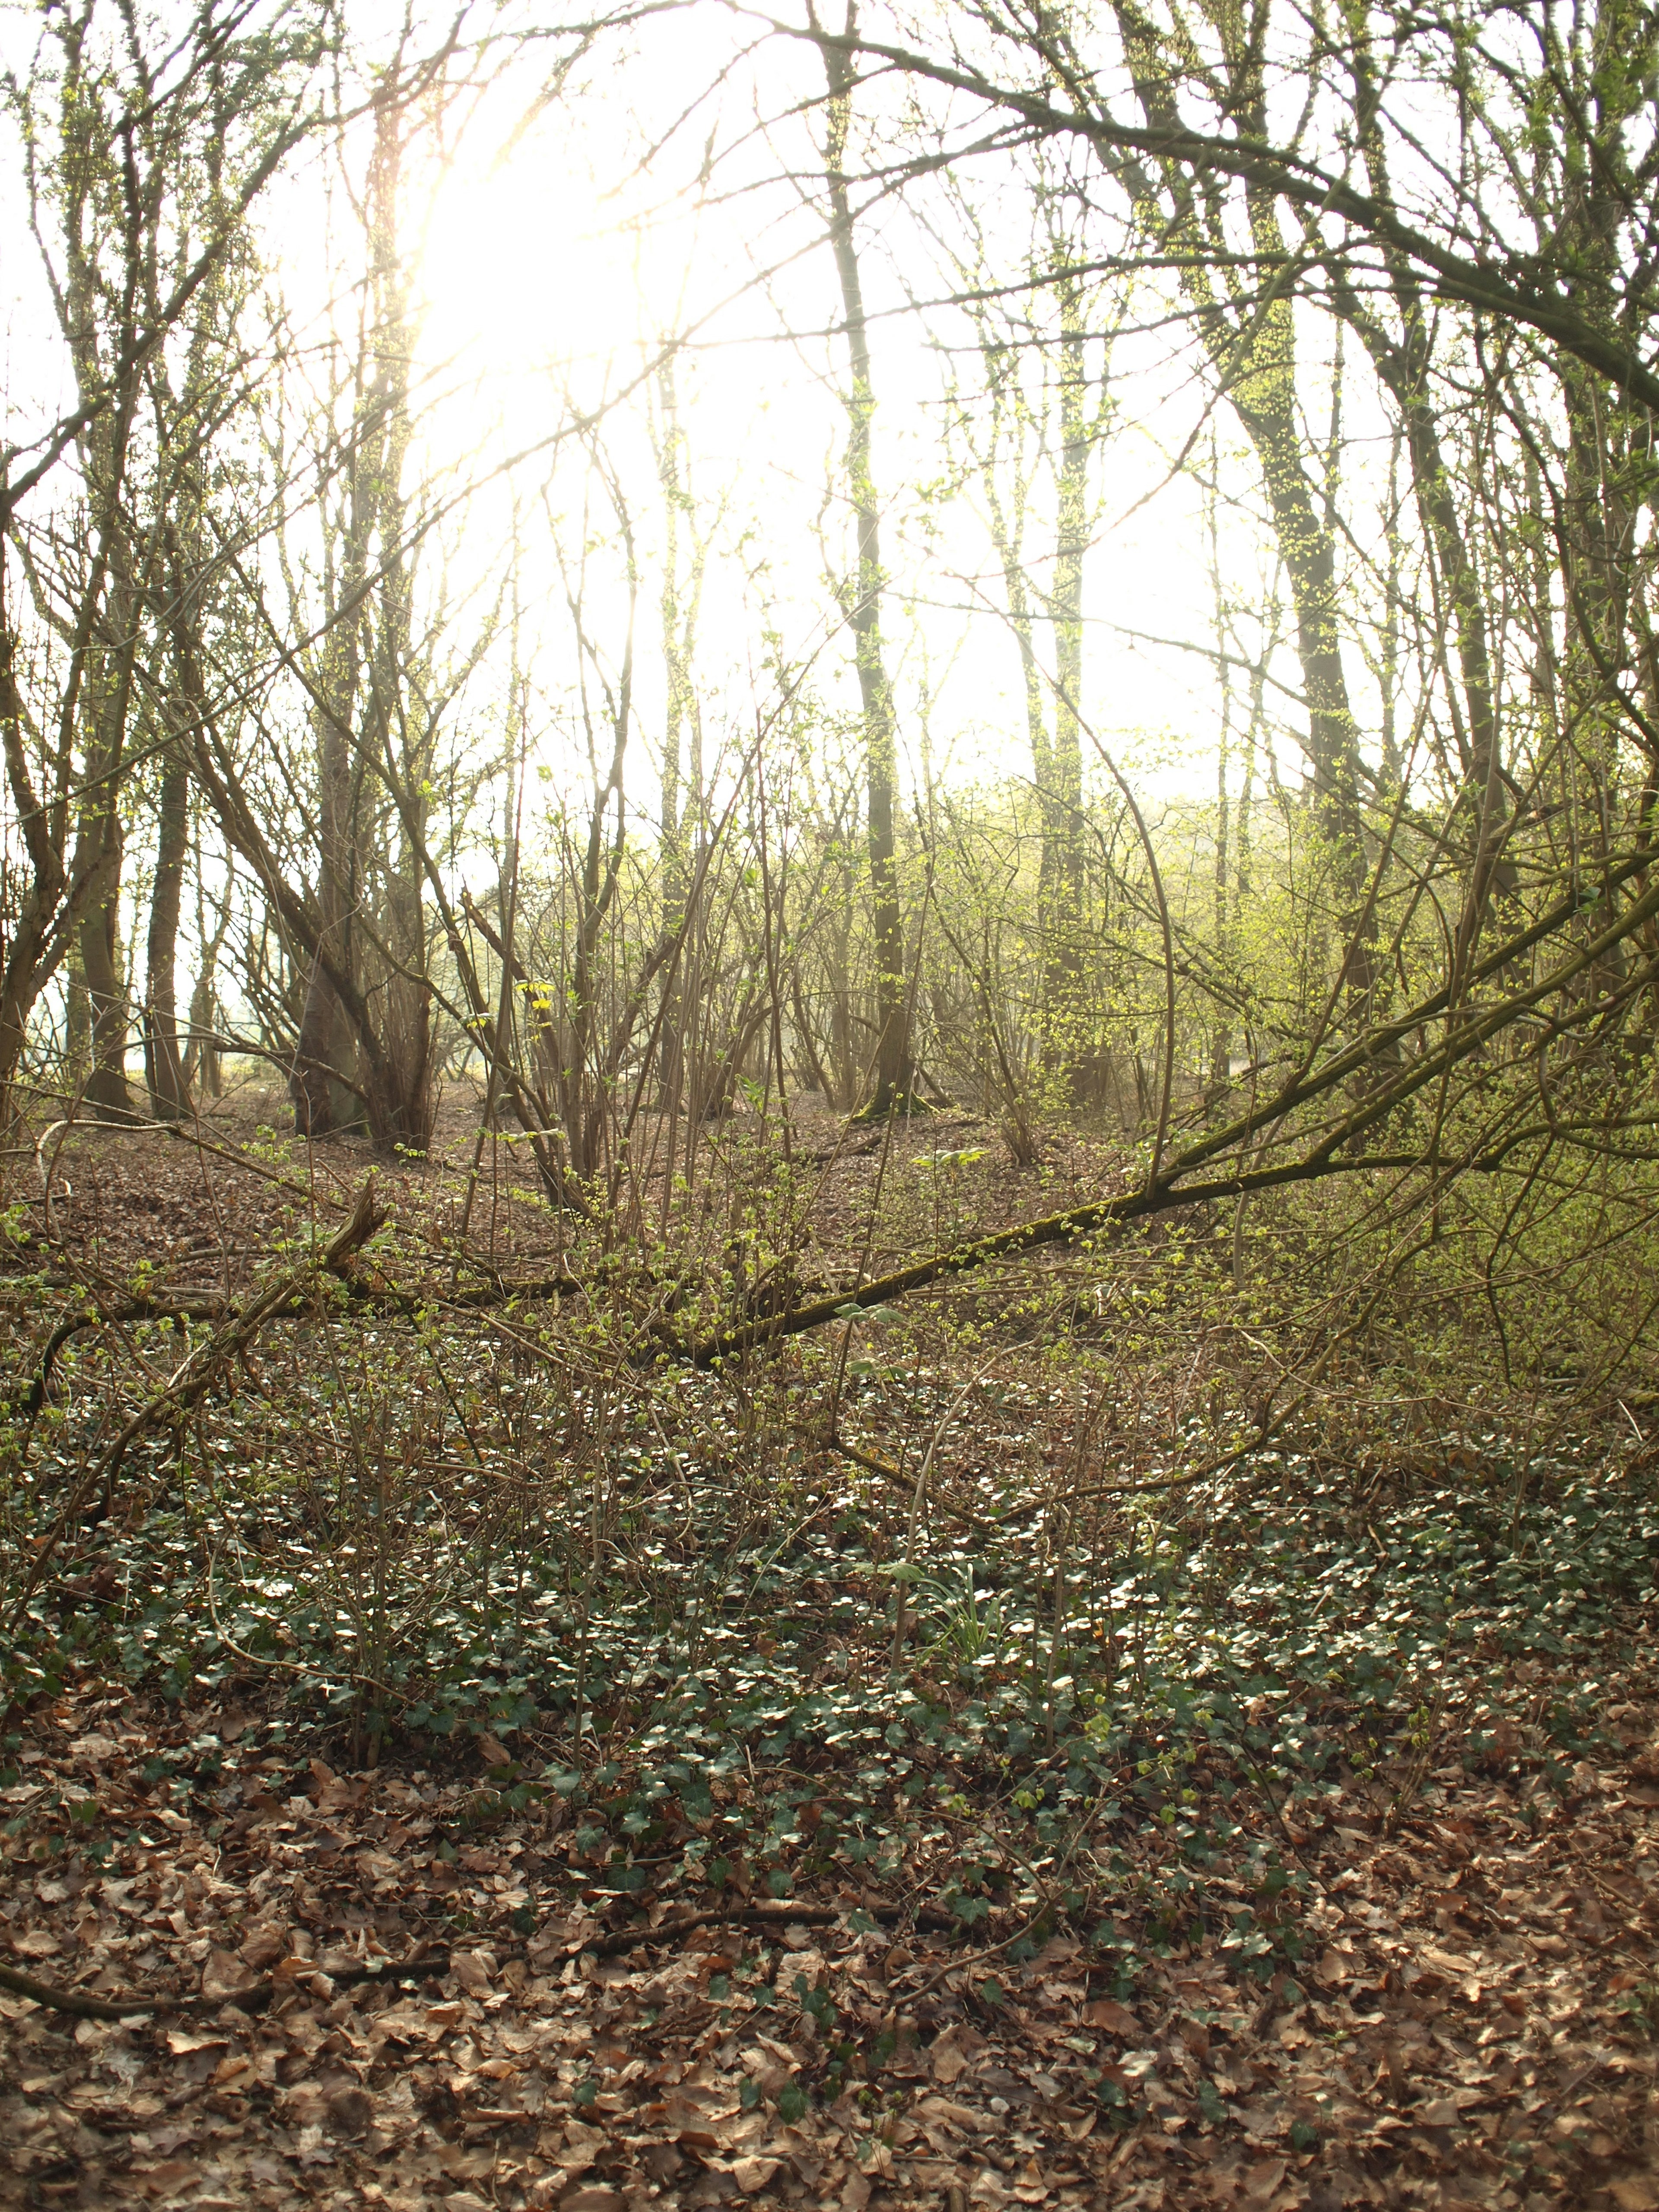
<box><xmin>258</xmin><ymin>0</ymin><xmax>1367</xmax><ymax>845</ymax></box>
<box><xmin>0</xmin><ymin>0</ymin><xmax>1412</xmax><ymax>921</ymax></box>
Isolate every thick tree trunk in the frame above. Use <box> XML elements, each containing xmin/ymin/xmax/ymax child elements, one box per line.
<box><xmin>292</xmin><ymin>938</ymin><xmax>359</xmax><ymax>1136</ymax></box>
<box><xmin>79</xmin><ymin>817</ymin><xmax>134</xmax><ymax>1124</ymax></box>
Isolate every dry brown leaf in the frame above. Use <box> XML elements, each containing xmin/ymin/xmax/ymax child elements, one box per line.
<box><xmin>200</xmin><ymin>1945</ymin><xmax>257</xmax><ymax>1998</ymax></box>
<box><xmin>731</xmin><ymin>2155</ymin><xmax>781</xmax><ymax>2193</ymax></box>
<box><xmin>1418</xmin><ymin>1946</ymin><xmax>1479</xmax><ymax>1975</ymax></box>
<box><xmin>130</xmin><ymin>2158</ymin><xmax>197</xmax><ymax>2196</ymax></box>
<box><xmin>326</xmin><ymin>2085</ymin><xmax>375</xmax><ymax>2136</ymax></box>
<box><xmin>1414</xmin><ymin>2095</ymin><xmax>1462</xmax><ymax>2126</ymax></box>
<box><xmin>451</xmin><ymin>1948</ymin><xmax>494</xmax><ymax>1996</ymax></box>
<box><xmin>164</xmin><ymin>2028</ymin><xmax>228</xmax><ymax>2056</ymax></box>
<box><xmin>918</xmin><ymin>2094</ymin><xmax>983</xmax><ymax>2132</ymax></box>
<box><xmin>237</xmin><ymin>1923</ymin><xmax>288</xmax><ymax>1969</ymax></box>
<box><xmin>930</xmin><ymin>2021</ymin><xmax>984</xmax><ymax>2083</ymax></box>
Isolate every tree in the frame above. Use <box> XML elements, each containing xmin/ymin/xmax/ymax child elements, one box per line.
<box><xmin>937</xmin><ymin>147</ymin><xmax>1118</xmax><ymax>1089</ymax></box>
<box><xmin>0</xmin><ymin>0</ymin><xmax>325</xmax><ymax>1128</ymax></box>
<box><xmin>819</xmin><ymin>0</ymin><xmax>909</xmax><ymax>1116</ymax></box>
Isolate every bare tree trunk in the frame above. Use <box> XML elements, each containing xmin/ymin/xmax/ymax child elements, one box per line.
<box><xmin>77</xmin><ymin>629</ymin><xmax>137</xmax><ymax>1124</ymax></box>
<box><xmin>78</xmin><ymin>857</ymin><xmax>132</xmax><ymax>1120</ymax></box>
<box><xmin>1041</xmin><ymin>261</ymin><xmax>1091</xmax><ymax>1080</ymax></box>
<box><xmin>823</xmin><ymin>3</ymin><xmax>908</xmax><ymax>1116</ymax></box>
<box><xmin>294</xmin><ymin>482</ymin><xmax>369</xmax><ymax>1132</ymax></box>
<box><xmin>652</xmin><ymin>354</ymin><xmax>706</xmax><ymax>1108</ymax></box>
<box><xmin>1113</xmin><ymin>1</ymin><xmax>1372</xmax><ymax>982</ymax></box>
<box><xmin>181</xmin><ymin>841</ymin><xmax>231</xmax><ymax>1102</ymax></box>
<box><xmin>143</xmin><ymin>755</ymin><xmax>190</xmax><ymax>1119</ymax></box>
<box><xmin>65</xmin><ymin>938</ymin><xmax>90</xmax><ymax>1081</ymax></box>
<box><xmin>289</xmin><ymin>77</ymin><xmax>437</xmax><ymax>1150</ymax></box>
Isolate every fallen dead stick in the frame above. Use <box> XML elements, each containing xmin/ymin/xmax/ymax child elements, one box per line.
<box><xmin>4</xmin><ymin>1178</ymin><xmax>387</xmax><ymax>1632</ymax></box>
<box><xmin>582</xmin><ymin>1899</ymin><xmax>962</xmax><ymax>1958</ymax></box>
<box><xmin>0</xmin><ymin>1899</ymin><xmax>977</xmax><ymax>2018</ymax></box>
<box><xmin>831</xmin><ymin>1438</ymin><xmax>1003</xmax><ymax>1538</ymax></box>
<box><xmin>0</xmin><ymin>1945</ymin><xmax>452</xmax><ymax>2023</ymax></box>
<box><xmin>884</xmin><ymin>1901</ymin><xmax>1052</xmax><ymax>2018</ymax></box>
<box><xmin>5</xmin><ymin>1263</ymin><xmax>588</xmax><ymax>1419</ymax></box>
<box><xmin>685</xmin><ymin>855</ymin><xmax>1659</xmax><ymax>1365</ymax></box>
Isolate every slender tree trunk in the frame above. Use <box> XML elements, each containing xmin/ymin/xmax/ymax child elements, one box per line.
<box><xmin>290</xmin><ymin>712</ymin><xmax>359</xmax><ymax>1135</ymax></box>
<box><xmin>823</xmin><ymin>3</ymin><xmax>907</xmax><ymax>1116</ymax></box>
<box><xmin>1042</xmin><ymin>264</ymin><xmax>1090</xmax><ymax>1080</ymax></box>
<box><xmin>181</xmin><ymin>845</ymin><xmax>230</xmax><ymax>1102</ymax></box>
<box><xmin>1114</xmin><ymin>1</ymin><xmax>1372</xmax><ymax>991</ymax></box>
<box><xmin>144</xmin><ymin>755</ymin><xmax>190</xmax><ymax>1119</ymax></box>
<box><xmin>290</xmin><ymin>356</ymin><xmax>370</xmax><ymax>1139</ymax></box>
<box><xmin>77</xmin><ymin>625</ymin><xmax>136</xmax><ymax>1125</ymax></box>
<box><xmin>1224</xmin><ymin>330</ymin><xmax>1366</xmax><ymax>891</ymax></box>
<box><xmin>1212</xmin><ymin>677</ymin><xmax>1232</xmax><ymax>1098</ymax></box>
<box><xmin>1333</xmin><ymin>6</ymin><xmax>1512</xmax><ymax>964</ymax></box>
<box><xmin>653</xmin><ymin>354</ymin><xmax>706</xmax><ymax>1108</ymax></box>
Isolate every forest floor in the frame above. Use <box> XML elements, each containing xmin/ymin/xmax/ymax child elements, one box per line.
<box><xmin>3</xmin><ymin>1095</ymin><xmax>1659</xmax><ymax>2212</ymax></box>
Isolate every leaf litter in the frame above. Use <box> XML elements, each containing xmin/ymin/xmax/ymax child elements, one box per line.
<box><xmin>8</xmin><ymin>1482</ymin><xmax>1659</xmax><ymax>2212</ymax></box>
<box><xmin>6</xmin><ymin>1121</ymin><xmax>1659</xmax><ymax>2208</ymax></box>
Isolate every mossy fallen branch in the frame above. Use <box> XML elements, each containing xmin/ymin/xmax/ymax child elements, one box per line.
<box><xmin>689</xmin><ymin>859</ymin><xmax>1659</xmax><ymax>1363</ymax></box>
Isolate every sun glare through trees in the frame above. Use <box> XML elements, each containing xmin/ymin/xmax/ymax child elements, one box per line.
<box><xmin>6</xmin><ymin>5</ymin><xmax>1659</xmax><ymax>2209</ymax></box>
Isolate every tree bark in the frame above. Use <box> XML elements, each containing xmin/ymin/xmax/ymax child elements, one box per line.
<box><xmin>823</xmin><ymin>2</ymin><xmax>908</xmax><ymax>1116</ymax></box>
<box><xmin>78</xmin><ymin>844</ymin><xmax>133</xmax><ymax>1123</ymax></box>
<box><xmin>1040</xmin><ymin>258</ymin><xmax>1091</xmax><ymax>1078</ymax></box>
<box><xmin>143</xmin><ymin>756</ymin><xmax>190</xmax><ymax>1119</ymax></box>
